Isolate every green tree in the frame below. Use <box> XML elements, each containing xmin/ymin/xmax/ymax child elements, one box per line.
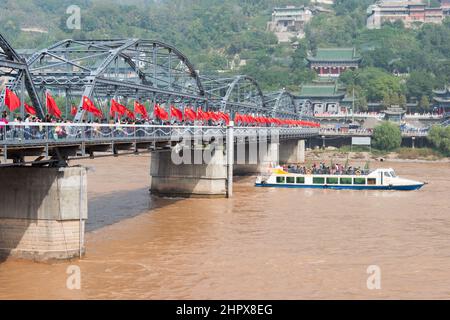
<box><xmin>399</xmin><ymin>94</ymin><xmax>407</xmax><ymax>109</ymax></box>
<box><xmin>382</xmin><ymin>93</ymin><xmax>391</xmax><ymax>109</ymax></box>
<box><xmin>419</xmin><ymin>95</ymin><xmax>431</xmax><ymax>112</ymax></box>
<box><xmin>406</xmin><ymin>71</ymin><xmax>435</xmax><ymax>100</ymax></box>
<box><xmin>390</xmin><ymin>93</ymin><xmax>400</xmax><ymax>106</ymax></box>
<box><xmin>427</xmin><ymin>125</ymin><xmax>450</xmax><ymax>156</ymax></box>
<box><xmin>372</xmin><ymin>122</ymin><xmax>402</xmax><ymax>151</ymax></box>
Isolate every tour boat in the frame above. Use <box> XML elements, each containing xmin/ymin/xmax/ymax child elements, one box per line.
<box><xmin>255</xmin><ymin>167</ymin><xmax>425</xmax><ymax>191</ymax></box>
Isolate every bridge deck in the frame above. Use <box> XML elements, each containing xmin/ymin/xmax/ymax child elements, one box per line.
<box><xmin>0</xmin><ymin>123</ymin><xmax>319</xmax><ymax>166</ymax></box>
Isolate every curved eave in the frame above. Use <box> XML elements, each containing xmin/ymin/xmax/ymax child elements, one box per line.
<box><xmin>307</xmin><ymin>58</ymin><xmax>362</xmax><ymax>64</ymax></box>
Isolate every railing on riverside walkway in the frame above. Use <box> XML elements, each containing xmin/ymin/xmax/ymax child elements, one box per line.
<box><xmin>0</xmin><ymin>123</ymin><xmax>319</xmax><ymax>146</ymax></box>
<box><xmin>319</xmin><ymin>128</ymin><xmax>429</xmax><ymax>137</ymax></box>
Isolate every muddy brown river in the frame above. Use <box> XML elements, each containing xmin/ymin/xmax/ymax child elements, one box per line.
<box><xmin>0</xmin><ymin>155</ymin><xmax>449</xmax><ymax>299</ymax></box>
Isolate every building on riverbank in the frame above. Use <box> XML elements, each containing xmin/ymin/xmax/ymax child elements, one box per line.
<box><xmin>433</xmin><ymin>87</ymin><xmax>450</xmax><ymax>113</ymax></box>
<box><xmin>306</xmin><ymin>48</ymin><xmax>361</xmax><ymax>78</ymax></box>
<box><xmin>267</xmin><ymin>5</ymin><xmax>332</xmax><ymax>43</ymax></box>
<box><xmin>298</xmin><ymin>80</ymin><xmax>354</xmax><ymax>114</ymax></box>
<box><xmin>367</xmin><ymin>0</ymin><xmax>450</xmax><ymax>30</ymax></box>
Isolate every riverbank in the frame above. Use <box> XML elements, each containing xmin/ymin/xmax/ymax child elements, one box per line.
<box><xmin>306</xmin><ymin>147</ymin><xmax>449</xmax><ymax>165</ymax></box>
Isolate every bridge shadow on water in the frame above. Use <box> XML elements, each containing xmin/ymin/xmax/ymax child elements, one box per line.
<box><xmin>86</xmin><ymin>188</ymin><xmax>184</xmax><ymax>233</ymax></box>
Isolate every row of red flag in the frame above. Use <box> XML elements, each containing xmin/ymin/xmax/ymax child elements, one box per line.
<box><xmin>4</xmin><ymin>88</ymin><xmax>38</xmax><ymax>116</ymax></box>
<box><xmin>235</xmin><ymin>113</ymin><xmax>320</xmax><ymax>127</ymax></box>
<box><xmin>3</xmin><ymin>89</ymin><xmax>319</xmax><ymax>127</ymax></box>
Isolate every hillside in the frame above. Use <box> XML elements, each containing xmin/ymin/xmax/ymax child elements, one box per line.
<box><xmin>1</xmin><ymin>0</ymin><xmax>450</xmax><ymax>107</ymax></box>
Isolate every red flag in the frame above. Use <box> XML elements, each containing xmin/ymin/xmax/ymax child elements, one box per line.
<box><xmin>24</xmin><ymin>103</ymin><xmax>36</xmax><ymax>116</ymax></box>
<box><xmin>170</xmin><ymin>105</ymin><xmax>183</xmax><ymax>121</ymax></box>
<box><xmin>196</xmin><ymin>108</ymin><xmax>208</xmax><ymax>121</ymax></box>
<box><xmin>70</xmin><ymin>105</ymin><xmax>78</xmax><ymax>116</ymax></box>
<box><xmin>217</xmin><ymin>112</ymin><xmax>230</xmax><ymax>125</ymax></box>
<box><xmin>154</xmin><ymin>104</ymin><xmax>160</xmax><ymax>119</ymax></box>
<box><xmin>134</xmin><ymin>101</ymin><xmax>148</xmax><ymax>119</ymax></box>
<box><xmin>110</xmin><ymin>99</ymin><xmax>127</xmax><ymax>118</ymax></box>
<box><xmin>46</xmin><ymin>93</ymin><xmax>62</xmax><ymax>118</ymax></box>
<box><xmin>4</xmin><ymin>88</ymin><xmax>20</xmax><ymax>111</ymax></box>
<box><xmin>184</xmin><ymin>107</ymin><xmax>197</xmax><ymax>121</ymax></box>
<box><xmin>207</xmin><ymin>111</ymin><xmax>216</xmax><ymax>122</ymax></box>
<box><xmin>82</xmin><ymin>96</ymin><xmax>102</xmax><ymax>118</ymax></box>
<box><xmin>126</xmin><ymin>109</ymin><xmax>135</xmax><ymax>120</ymax></box>
<box><xmin>154</xmin><ymin>104</ymin><xmax>168</xmax><ymax>121</ymax></box>
<box><xmin>235</xmin><ymin>113</ymin><xmax>242</xmax><ymax>123</ymax></box>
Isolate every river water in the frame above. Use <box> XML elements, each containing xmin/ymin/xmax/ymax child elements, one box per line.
<box><xmin>0</xmin><ymin>155</ymin><xmax>449</xmax><ymax>299</ymax></box>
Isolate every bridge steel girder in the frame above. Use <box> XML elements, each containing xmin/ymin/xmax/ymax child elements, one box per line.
<box><xmin>26</xmin><ymin>39</ymin><xmax>206</xmax><ymax>122</ymax></box>
<box><xmin>202</xmin><ymin>75</ymin><xmax>269</xmax><ymax>116</ymax></box>
<box><xmin>0</xmin><ymin>33</ymin><xmax>44</xmax><ymax>119</ymax></box>
<box><xmin>264</xmin><ymin>89</ymin><xmax>299</xmax><ymax>119</ymax></box>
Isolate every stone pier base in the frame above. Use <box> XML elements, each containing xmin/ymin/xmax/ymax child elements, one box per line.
<box><xmin>150</xmin><ymin>147</ymin><xmax>227</xmax><ymax>198</ymax></box>
<box><xmin>279</xmin><ymin>139</ymin><xmax>305</xmax><ymax>164</ymax></box>
<box><xmin>233</xmin><ymin>142</ymin><xmax>279</xmax><ymax>176</ymax></box>
<box><xmin>0</xmin><ymin>167</ymin><xmax>87</xmax><ymax>261</ymax></box>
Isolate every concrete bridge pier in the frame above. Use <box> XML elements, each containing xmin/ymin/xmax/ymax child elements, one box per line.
<box><xmin>233</xmin><ymin>141</ymin><xmax>280</xmax><ymax>176</ymax></box>
<box><xmin>0</xmin><ymin>167</ymin><xmax>87</xmax><ymax>261</ymax></box>
<box><xmin>149</xmin><ymin>145</ymin><xmax>228</xmax><ymax>198</ymax></box>
<box><xmin>279</xmin><ymin>139</ymin><xmax>306</xmax><ymax>165</ymax></box>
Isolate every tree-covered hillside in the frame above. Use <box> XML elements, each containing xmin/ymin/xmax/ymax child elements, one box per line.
<box><xmin>1</xmin><ymin>0</ymin><xmax>450</xmax><ymax>108</ymax></box>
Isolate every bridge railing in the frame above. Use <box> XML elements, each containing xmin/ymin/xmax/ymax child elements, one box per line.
<box><xmin>319</xmin><ymin>128</ymin><xmax>429</xmax><ymax>137</ymax></box>
<box><xmin>0</xmin><ymin>123</ymin><xmax>319</xmax><ymax>146</ymax></box>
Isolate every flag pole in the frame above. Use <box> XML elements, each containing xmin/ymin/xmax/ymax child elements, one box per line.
<box><xmin>226</xmin><ymin>121</ymin><xmax>234</xmax><ymax>198</ymax></box>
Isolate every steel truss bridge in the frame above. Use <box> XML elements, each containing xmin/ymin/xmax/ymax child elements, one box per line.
<box><xmin>0</xmin><ymin>34</ymin><xmax>312</xmax><ymax>121</ymax></box>
<box><xmin>0</xmin><ymin>33</ymin><xmax>319</xmax><ymax>166</ymax></box>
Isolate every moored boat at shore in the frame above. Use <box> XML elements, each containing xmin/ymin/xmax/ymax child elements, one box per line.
<box><xmin>255</xmin><ymin>167</ymin><xmax>425</xmax><ymax>191</ymax></box>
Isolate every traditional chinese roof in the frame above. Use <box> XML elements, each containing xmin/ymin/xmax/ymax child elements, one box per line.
<box><xmin>433</xmin><ymin>87</ymin><xmax>450</xmax><ymax>103</ymax></box>
<box><xmin>307</xmin><ymin>48</ymin><xmax>361</xmax><ymax>63</ymax></box>
<box><xmin>385</xmin><ymin>106</ymin><xmax>406</xmax><ymax>115</ymax></box>
<box><xmin>433</xmin><ymin>97</ymin><xmax>450</xmax><ymax>103</ymax></box>
<box><xmin>298</xmin><ymin>83</ymin><xmax>345</xmax><ymax>98</ymax></box>
<box><xmin>433</xmin><ymin>87</ymin><xmax>450</xmax><ymax>95</ymax></box>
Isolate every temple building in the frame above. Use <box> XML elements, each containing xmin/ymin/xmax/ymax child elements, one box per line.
<box><xmin>367</xmin><ymin>0</ymin><xmax>450</xmax><ymax>29</ymax></box>
<box><xmin>267</xmin><ymin>5</ymin><xmax>332</xmax><ymax>43</ymax></box>
<box><xmin>306</xmin><ymin>48</ymin><xmax>361</xmax><ymax>78</ymax></box>
<box><xmin>433</xmin><ymin>87</ymin><xmax>450</xmax><ymax>112</ymax></box>
<box><xmin>384</xmin><ymin>106</ymin><xmax>406</xmax><ymax>122</ymax></box>
<box><xmin>298</xmin><ymin>80</ymin><xmax>354</xmax><ymax>114</ymax></box>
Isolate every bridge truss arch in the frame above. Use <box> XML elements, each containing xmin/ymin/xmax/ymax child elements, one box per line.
<box><xmin>26</xmin><ymin>39</ymin><xmax>206</xmax><ymax>121</ymax></box>
<box><xmin>264</xmin><ymin>89</ymin><xmax>299</xmax><ymax>119</ymax></box>
<box><xmin>0</xmin><ymin>33</ymin><xmax>44</xmax><ymax>118</ymax></box>
<box><xmin>203</xmin><ymin>75</ymin><xmax>268</xmax><ymax>115</ymax></box>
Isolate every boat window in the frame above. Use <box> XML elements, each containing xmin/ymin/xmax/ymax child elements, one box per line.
<box><xmin>296</xmin><ymin>177</ymin><xmax>305</xmax><ymax>184</ymax></box>
<box><xmin>354</xmin><ymin>178</ymin><xmax>366</xmax><ymax>185</ymax></box>
<box><xmin>390</xmin><ymin>171</ymin><xmax>397</xmax><ymax>178</ymax></box>
<box><xmin>340</xmin><ymin>177</ymin><xmax>353</xmax><ymax>185</ymax></box>
<box><xmin>384</xmin><ymin>172</ymin><xmax>391</xmax><ymax>177</ymax></box>
<box><xmin>313</xmin><ymin>177</ymin><xmax>325</xmax><ymax>184</ymax></box>
<box><xmin>368</xmin><ymin>178</ymin><xmax>376</xmax><ymax>185</ymax></box>
<box><xmin>276</xmin><ymin>176</ymin><xmax>285</xmax><ymax>184</ymax></box>
<box><xmin>326</xmin><ymin>177</ymin><xmax>339</xmax><ymax>184</ymax></box>
<box><xmin>286</xmin><ymin>177</ymin><xmax>295</xmax><ymax>184</ymax></box>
